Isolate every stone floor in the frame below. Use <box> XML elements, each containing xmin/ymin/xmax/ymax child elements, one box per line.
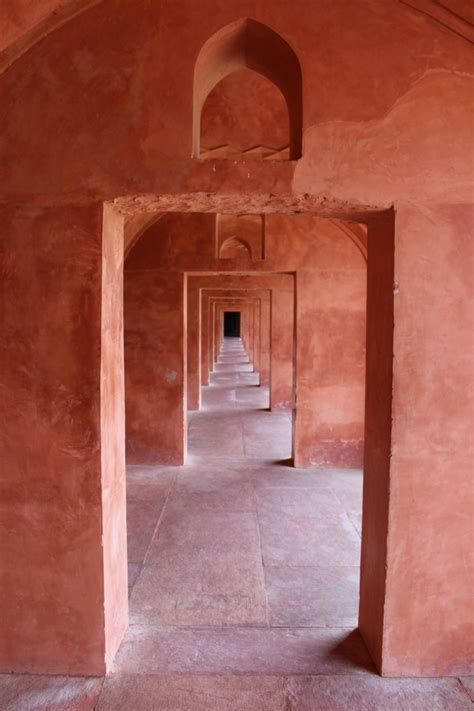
<box><xmin>1</xmin><ymin>338</ymin><xmax>472</xmax><ymax>709</ymax></box>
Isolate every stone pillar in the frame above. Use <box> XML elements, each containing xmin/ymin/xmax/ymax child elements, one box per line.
<box><xmin>124</xmin><ymin>270</ymin><xmax>186</xmax><ymax>464</ymax></box>
<box><xmin>246</xmin><ymin>302</ymin><xmax>254</xmax><ymax>367</ymax></box>
<box><xmin>201</xmin><ymin>291</ymin><xmax>210</xmax><ymax>385</ymax></box>
<box><xmin>210</xmin><ymin>300</ymin><xmax>217</xmax><ymax>370</ymax></box>
<box><xmin>213</xmin><ymin>300</ymin><xmax>221</xmax><ymax>362</ymax></box>
<box><xmin>187</xmin><ymin>280</ymin><xmax>201</xmax><ymax>410</ymax></box>
<box><xmin>361</xmin><ymin>205</ymin><xmax>474</xmax><ymax>677</ymax></box>
<box><xmin>292</xmin><ymin>264</ymin><xmax>366</xmax><ymax>468</ymax></box>
<box><xmin>242</xmin><ymin>302</ymin><xmax>252</xmax><ymax>357</ymax></box>
<box><xmin>269</xmin><ymin>282</ymin><xmax>294</xmax><ymax>411</ymax></box>
<box><xmin>260</xmin><ymin>297</ymin><xmax>271</xmax><ymax>385</ymax></box>
<box><xmin>252</xmin><ymin>299</ymin><xmax>261</xmax><ymax>381</ymax></box>
<box><xmin>0</xmin><ymin>203</ymin><xmax>127</xmax><ymax>675</ymax></box>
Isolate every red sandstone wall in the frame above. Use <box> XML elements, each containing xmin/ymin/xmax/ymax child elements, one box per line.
<box><xmin>382</xmin><ymin>204</ymin><xmax>474</xmax><ymax>676</ymax></box>
<box><xmin>260</xmin><ymin>298</ymin><xmax>271</xmax><ymax>385</ymax></box>
<box><xmin>124</xmin><ymin>271</ymin><xmax>186</xmax><ymax>465</ymax></box>
<box><xmin>259</xmin><ymin>215</ymin><xmax>367</xmax><ymax>467</ymax></box>
<box><xmin>269</xmin><ymin>282</ymin><xmax>294</xmax><ymax>412</ymax></box>
<box><xmin>186</xmin><ymin>280</ymin><xmax>201</xmax><ymax>410</ymax></box>
<box><xmin>359</xmin><ymin>212</ymin><xmax>394</xmax><ymax>671</ymax></box>
<box><xmin>100</xmin><ymin>206</ymin><xmax>128</xmax><ymax>668</ymax></box>
<box><xmin>0</xmin><ymin>204</ymin><xmax>107</xmax><ymax>675</ymax></box>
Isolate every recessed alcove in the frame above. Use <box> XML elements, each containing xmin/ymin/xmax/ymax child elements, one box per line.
<box><xmin>193</xmin><ymin>19</ymin><xmax>303</xmax><ymax>160</ymax></box>
<box><xmin>200</xmin><ymin>68</ymin><xmax>290</xmax><ymax>161</ymax></box>
<box><xmin>219</xmin><ymin>236</ymin><xmax>252</xmax><ymax>259</ymax></box>
<box><xmin>216</xmin><ymin>213</ymin><xmax>265</xmax><ymax>260</ymax></box>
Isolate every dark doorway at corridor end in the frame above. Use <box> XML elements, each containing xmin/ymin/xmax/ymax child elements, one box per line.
<box><xmin>224</xmin><ymin>311</ymin><xmax>241</xmax><ymax>337</ymax></box>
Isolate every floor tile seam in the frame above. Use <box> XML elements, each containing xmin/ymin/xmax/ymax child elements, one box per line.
<box><xmin>92</xmin><ymin>676</ymin><xmax>107</xmax><ymax>710</ymax></box>
<box><xmin>262</xmin><ymin>564</ymin><xmax>361</xmax><ymax>570</ymax></box>
<box><xmin>184</xmin><ymin>452</ymin><xmax>288</xmax><ymax>464</ymax></box>
<box><xmin>135</xmin><ymin>554</ymin><xmax>259</xmax><ymax>573</ymax></box>
<box><xmin>93</xmin><ymin>671</ymin><xmax>469</xmax><ymax>682</ymax></box>
<box><xmin>251</xmin><ymin>482</ymin><xmax>271</xmax><ymax>627</ymax></box>
<box><xmin>457</xmin><ymin>678</ymin><xmax>474</xmax><ymax>702</ymax></box>
<box><xmin>157</xmin><ymin>508</ymin><xmax>258</xmax><ymax>514</ymax></box>
<box><xmin>326</xmin><ymin>485</ymin><xmax>363</xmax><ymax>541</ymax></box>
<box><xmin>258</xmin><ymin>512</ymin><xmax>361</xmax><ymax>528</ymax></box>
<box><xmin>103</xmin><ymin>672</ymin><xmax>380</xmax><ymax>681</ymax></box>
<box><xmin>140</xmin><ymin>474</ymin><xmax>178</xmax><ymax>569</ymax></box>
<box><xmin>258</xmin><ymin>517</ymin><xmax>358</xmax><ymax>530</ymax></box>
<box><xmin>125</xmin><ymin>623</ymin><xmax>361</xmax><ymax>632</ymax></box>
<box><xmin>256</xmin><ymin>490</ymin><xmax>338</xmax><ymax>496</ymax></box>
<box><xmin>126</xmin><ymin>480</ymin><xmax>176</xmax><ymax>595</ymax></box>
<box><xmin>127</xmin><ymin>623</ymin><xmax>358</xmax><ymax>632</ymax></box>
<box><xmin>260</xmin><ymin>560</ymin><xmax>361</xmax><ymax>570</ymax></box>
<box><xmin>240</xmin><ymin>407</ymin><xmax>250</xmax><ymax>458</ymax></box>
<box><xmin>127</xmin><ymin>464</ymin><xmax>163</xmax><ymax>469</ymax></box>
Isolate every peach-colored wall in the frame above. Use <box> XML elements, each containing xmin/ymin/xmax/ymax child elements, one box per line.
<box><xmin>260</xmin><ymin>298</ymin><xmax>271</xmax><ymax>385</ymax></box>
<box><xmin>0</xmin><ymin>204</ymin><xmax>108</xmax><ymax>675</ymax></box>
<box><xmin>201</xmin><ymin>292</ymin><xmax>212</xmax><ymax>386</ymax></box>
<box><xmin>270</xmin><ymin>282</ymin><xmax>294</xmax><ymax>412</ymax></box>
<box><xmin>187</xmin><ymin>280</ymin><xmax>201</xmax><ymax>410</ymax></box>
<box><xmin>124</xmin><ymin>271</ymin><xmax>186</xmax><ymax>464</ymax></box>
<box><xmin>382</xmin><ymin>204</ymin><xmax>474</xmax><ymax>676</ymax></box>
<box><xmin>293</xmin><ymin>268</ymin><xmax>366</xmax><ymax>468</ymax></box>
<box><xmin>101</xmin><ymin>205</ymin><xmax>128</xmax><ymax>669</ymax></box>
<box><xmin>359</xmin><ymin>212</ymin><xmax>395</xmax><ymax>671</ymax></box>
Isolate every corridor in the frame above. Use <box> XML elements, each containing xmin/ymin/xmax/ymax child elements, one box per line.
<box><xmin>124</xmin><ymin>337</ymin><xmax>363</xmax><ymax>637</ymax></box>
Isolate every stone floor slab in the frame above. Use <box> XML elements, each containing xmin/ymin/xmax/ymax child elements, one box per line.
<box><xmin>145</xmin><ymin>510</ymin><xmax>263</xmax><ymax>565</ymax></box>
<box><xmin>129</xmin><ymin>555</ymin><xmax>267</xmax><ymax>626</ymax></box>
<box><xmin>259</xmin><ymin>512</ymin><xmax>361</xmax><ymax>567</ymax></box>
<box><xmin>256</xmin><ymin>486</ymin><xmax>348</xmax><ymax>525</ymax></box>
<box><xmin>96</xmin><ymin>674</ymin><xmax>287</xmax><ymax>711</ymax></box>
<box><xmin>265</xmin><ymin>565</ymin><xmax>360</xmax><ymax>627</ymax></box>
<box><xmin>126</xmin><ymin>465</ymin><xmax>176</xmax><ymax>502</ymax></box>
<box><xmin>0</xmin><ymin>674</ymin><xmax>103</xmax><ymax>711</ymax></box>
<box><xmin>113</xmin><ymin>626</ymin><xmax>375</xmax><ymax>675</ymax></box>
<box><xmin>286</xmin><ymin>675</ymin><xmax>472</xmax><ymax>710</ymax></box>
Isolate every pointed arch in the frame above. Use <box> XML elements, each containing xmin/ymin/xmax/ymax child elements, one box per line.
<box><xmin>193</xmin><ymin>18</ymin><xmax>303</xmax><ymax>160</ymax></box>
<box><xmin>219</xmin><ymin>235</ymin><xmax>252</xmax><ymax>259</ymax></box>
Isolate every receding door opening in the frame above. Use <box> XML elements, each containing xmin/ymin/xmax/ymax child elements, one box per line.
<box><xmin>224</xmin><ymin>310</ymin><xmax>241</xmax><ymax>337</ymax></box>
<box><xmin>113</xmin><ymin>196</ymin><xmax>394</xmax><ymax>677</ymax></box>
